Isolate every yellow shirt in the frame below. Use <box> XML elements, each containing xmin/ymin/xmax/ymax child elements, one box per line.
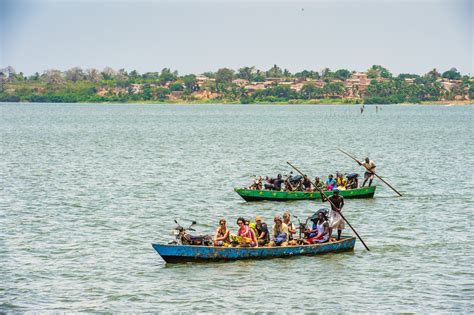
<box><xmin>336</xmin><ymin>177</ymin><xmax>347</xmax><ymax>187</ymax></box>
<box><xmin>272</xmin><ymin>223</ymin><xmax>289</xmax><ymax>241</ymax></box>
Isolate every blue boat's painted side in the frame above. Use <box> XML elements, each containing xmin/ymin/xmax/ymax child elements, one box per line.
<box><xmin>152</xmin><ymin>236</ymin><xmax>356</xmax><ymax>263</ymax></box>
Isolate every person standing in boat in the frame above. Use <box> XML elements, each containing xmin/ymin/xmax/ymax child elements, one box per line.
<box><xmin>321</xmin><ymin>189</ymin><xmax>345</xmax><ymax>240</ymax></box>
<box><xmin>360</xmin><ymin>157</ymin><xmax>376</xmax><ymax>187</ymax></box>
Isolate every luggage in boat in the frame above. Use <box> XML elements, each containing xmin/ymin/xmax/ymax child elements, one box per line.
<box><xmin>288</xmin><ymin>175</ymin><xmax>303</xmax><ymax>186</ymax></box>
<box><xmin>346</xmin><ymin>173</ymin><xmax>359</xmax><ymax>179</ymax></box>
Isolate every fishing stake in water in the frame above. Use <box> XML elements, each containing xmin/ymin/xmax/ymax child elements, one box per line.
<box><xmin>338</xmin><ymin>148</ymin><xmax>402</xmax><ymax>197</ymax></box>
<box><xmin>287</xmin><ymin>161</ymin><xmax>370</xmax><ymax>251</ymax></box>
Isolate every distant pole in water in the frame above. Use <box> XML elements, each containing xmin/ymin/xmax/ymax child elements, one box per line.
<box><xmin>376</xmin><ymin>105</ymin><xmax>378</xmax><ymax>113</ymax></box>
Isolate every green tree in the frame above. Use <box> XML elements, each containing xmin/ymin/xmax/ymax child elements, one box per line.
<box><xmin>334</xmin><ymin>69</ymin><xmax>351</xmax><ymax>80</ymax></box>
<box><xmin>253</xmin><ymin>70</ymin><xmax>266</xmax><ymax>82</ymax></box>
<box><xmin>101</xmin><ymin>67</ymin><xmax>116</xmax><ymax>80</ymax></box>
<box><xmin>236</xmin><ymin>66</ymin><xmax>256</xmax><ymax>81</ymax></box>
<box><xmin>202</xmin><ymin>71</ymin><xmax>215</xmax><ymax>79</ymax></box>
<box><xmin>442</xmin><ymin>67</ymin><xmax>461</xmax><ymax>80</ymax></box>
<box><xmin>321</xmin><ymin>68</ymin><xmax>333</xmax><ymax>80</ymax></box>
<box><xmin>182</xmin><ymin>74</ymin><xmax>198</xmax><ymax>93</ymax></box>
<box><xmin>300</xmin><ymin>84</ymin><xmax>324</xmax><ymax>99</ymax></box>
<box><xmin>169</xmin><ymin>83</ymin><xmax>184</xmax><ymax>91</ymax></box>
<box><xmin>156</xmin><ymin>87</ymin><xmax>170</xmax><ymax>101</ymax></box>
<box><xmin>159</xmin><ymin>68</ymin><xmax>177</xmax><ymax>85</ymax></box>
<box><xmin>367</xmin><ymin>65</ymin><xmax>392</xmax><ymax>78</ymax></box>
<box><xmin>323</xmin><ymin>82</ymin><xmax>345</xmax><ymax>97</ymax></box>
<box><xmin>295</xmin><ymin>70</ymin><xmax>319</xmax><ymax>79</ymax></box>
<box><xmin>397</xmin><ymin>73</ymin><xmax>419</xmax><ymax>79</ymax></box>
<box><xmin>129</xmin><ymin>70</ymin><xmax>140</xmax><ymax>79</ymax></box>
<box><xmin>28</xmin><ymin>72</ymin><xmax>40</xmax><ymax>81</ymax></box>
<box><xmin>266</xmin><ymin>64</ymin><xmax>283</xmax><ymax>77</ymax></box>
<box><xmin>425</xmin><ymin>68</ymin><xmax>441</xmax><ymax>81</ymax></box>
<box><xmin>142</xmin><ymin>84</ymin><xmax>153</xmax><ymax>100</ymax></box>
<box><xmin>215</xmin><ymin>68</ymin><xmax>235</xmax><ymax>85</ymax></box>
<box><xmin>283</xmin><ymin>69</ymin><xmax>292</xmax><ymax>78</ymax></box>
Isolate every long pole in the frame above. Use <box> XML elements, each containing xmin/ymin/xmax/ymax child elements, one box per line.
<box><xmin>286</xmin><ymin>162</ymin><xmax>370</xmax><ymax>251</ymax></box>
<box><xmin>338</xmin><ymin>148</ymin><xmax>402</xmax><ymax>197</ymax></box>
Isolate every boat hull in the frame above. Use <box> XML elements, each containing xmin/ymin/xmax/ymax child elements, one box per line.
<box><xmin>234</xmin><ymin>186</ymin><xmax>376</xmax><ymax>202</ymax></box>
<box><xmin>152</xmin><ymin>236</ymin><xmax>356</xmax><ymax>263</ymax></box>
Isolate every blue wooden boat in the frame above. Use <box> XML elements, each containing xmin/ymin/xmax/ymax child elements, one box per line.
<box><xmin>152</xmin><ymin>236</ymin><xmax>356</xmax><ymax>263</ymax></box>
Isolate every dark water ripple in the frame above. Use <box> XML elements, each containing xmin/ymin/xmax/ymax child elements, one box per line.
<box><xmin>1</xmin><ymin>104</ymin><xmax>473</xmax><ymax>312</ymax></box>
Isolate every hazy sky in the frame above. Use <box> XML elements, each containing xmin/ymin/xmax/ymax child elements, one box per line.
<box><xmin>0</xmin><ymin>0</ymin><xmax>472</xmax><ymax>75</ymax></box>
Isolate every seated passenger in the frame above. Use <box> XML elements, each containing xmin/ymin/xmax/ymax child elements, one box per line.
<box><xmin>302</xmin><ymin>175</ymin><xmax>312</xmax><ymax>191</ymax></box>
<box><xmin>213</xmin><ymin>218</ymin><xmax>230</xmax><ymax>246</ymax></box>
<box><xmin>248</xmin><ymin>176</ymin><xmax>263</xmax><ymax>190</ymax></box>
<box><xmin>245</xmin><ymin>219</ymin><xmax>258</xmax><ymax>244</ymax></box>
<box><xmin>346</xmin><ymin>173</ymin><xmax>359</xmax><ymax>189</ymax></box>
<box><xmin>306</xmin><ymin>211</ymin><xmax>330</xmax><ymax>243</ymax></box>
<box><xmin>264</xmin><ymin>174</ymin><xmax>284</xmax><ymax>191</ymax></box>
<box><xmin>234</xmin><ymin>217</ymin><xmax>257</xmax><ymax>247</ymax></box>
<box><xmin>336</xmin><ymin>173</ymin><xmax>347</xmax><ymax>190</ymax></box>
<box><xmin>283</xmin><ymin>211</ymin><xmax>297</xmax><ymax>245</ymax></box>
<box><xmin>255</xmin><ymin>215</ymin><xmax>270</xmax><ymax>246</ymax></box>
<box><xmin>269</xmin><ymin>215</ymin><xmax>289</xmax><ymax>246</ymax></box>
<box><xmin>283</xmin><ymin>177</ymin><xmax>293</xmax><ymax>192</ymax></box>
<box><xmin>325</xmin><ymin>174</ymin><xmax>337</xmax><ymax>191</ymax></box>
<box><xmin>313</xmin><ymin>176</ymin><xmax>326</xmax><ymax>191</ymax></box>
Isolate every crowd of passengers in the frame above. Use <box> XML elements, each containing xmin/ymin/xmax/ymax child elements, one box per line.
<box><xmin>247</xmin><ymin>171</ymin><xmax>360</xmax><ymax>192</ymax></box>
<box><xmin>213</xmin><ymin>210</ymin><xmax>336</xmax><ymax>248</ymax></box>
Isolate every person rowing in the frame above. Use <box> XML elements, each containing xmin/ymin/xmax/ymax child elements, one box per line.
<box><xmin>320</xmin><ymin>188</ymin><xmax>345</xmax><ymax>240</ymax></box>
<box><xmin>360</xmin><ymin>157</ymin><xmax>376</xmax><ymax>187</ymax></box>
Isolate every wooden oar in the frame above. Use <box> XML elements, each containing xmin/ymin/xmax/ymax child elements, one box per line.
<box><xmin>337</xmin><ymin>148</ymin><xmax>402</xmax><ymax>197</ymax></box>
<box><xmin>286</xmin><ymin>162</ymin><xmax>370</xmax><ymax>251</ymax></box>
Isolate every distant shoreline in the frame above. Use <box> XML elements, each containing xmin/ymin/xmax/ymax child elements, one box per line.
<box><xmin>1</xmin><ymin>100</ymin><xmax>472</xmax><ymax>106</ymax></box>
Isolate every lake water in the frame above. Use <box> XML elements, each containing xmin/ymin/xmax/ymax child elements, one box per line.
<box><xmin>1</xmin><ymin>103</ymin><xmax>473</xmax><ymax>312</ymax></box>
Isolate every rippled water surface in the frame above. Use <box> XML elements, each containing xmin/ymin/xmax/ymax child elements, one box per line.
<box><xmin>1</xmin><ymin>103</ymin><xmax>473</xmax><ymax>312</ymax></box>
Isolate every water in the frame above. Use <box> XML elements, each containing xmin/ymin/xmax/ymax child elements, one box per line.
<box><xmin>1</xmin><ymin>103</ymin><xmax>473</xmax><ymax>312</ymax></box>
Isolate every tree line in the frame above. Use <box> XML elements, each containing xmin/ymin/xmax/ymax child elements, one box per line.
<box><xmin>0</xmin><ymin>65</ymin><xmax>472</xmax><ymax>104</ymax></box>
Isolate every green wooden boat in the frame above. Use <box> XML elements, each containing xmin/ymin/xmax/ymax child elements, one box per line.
<box><xmin>234</xmin><ymin>186</ymin><xmax>376</xmax><ymax>202</ymax></box>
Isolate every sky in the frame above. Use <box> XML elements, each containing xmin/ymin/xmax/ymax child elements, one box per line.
<box><xmin>0</xmin><ymin>0</ymin><xmax>472</xmax><ymax>75</ymax></box>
